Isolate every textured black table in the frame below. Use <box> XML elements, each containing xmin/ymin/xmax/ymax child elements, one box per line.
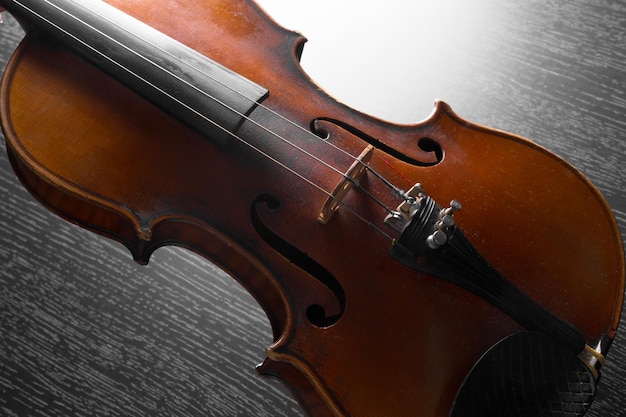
<box><xmin>1</xmin><ymin>1</ymin><xmax>625</xmax><ymax>416</ymax></box>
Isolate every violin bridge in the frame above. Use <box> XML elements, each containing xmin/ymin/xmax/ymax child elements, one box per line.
<box><xmin>318</xmin><ymin>145</ymin><xmax>374</xmax><ymax>224</ymax></box>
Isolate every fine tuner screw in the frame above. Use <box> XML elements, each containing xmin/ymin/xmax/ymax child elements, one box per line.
<box><xmin>427</xmin><ymin>200</ymin><xmax>462</xmax><ymax>250</ymax></box>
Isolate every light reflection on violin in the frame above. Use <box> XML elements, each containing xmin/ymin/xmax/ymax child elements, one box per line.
<box><xmin>0</xmin><ymin>1</ymin><xmax>623</xmax><ymax>416</ymax></box>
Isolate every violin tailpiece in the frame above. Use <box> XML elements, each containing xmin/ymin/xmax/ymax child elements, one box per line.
<box><xmin>388</xmin><ymin>189</ymin><xmax>587</xmax><ymax>355</ymax></box>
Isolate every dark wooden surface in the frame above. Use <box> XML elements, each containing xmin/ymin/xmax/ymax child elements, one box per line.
<box><xmin>1</xmin><ymin>0</ymin><xmax>625</xmax><ymax>416</ymax></box>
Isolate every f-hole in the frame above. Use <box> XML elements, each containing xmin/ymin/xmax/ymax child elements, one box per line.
<box><xmin>251</xmin><ymin>194</ymin><xmax>346</xmax><ymax>328</ymax></box>
<box><xmin>418</xmin><ymin>137</ymin><xmax>443</xmax><ymax>163</ymax></box>
<box><xmin>313</xmin><ymin>117</ymin><xmax>444</xmax><ymax>166</ymax></box>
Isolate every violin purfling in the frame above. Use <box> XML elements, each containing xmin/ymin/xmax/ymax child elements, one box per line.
<box><xmin>0</xmin><ymin>0</ymin><xmax>623</xmax><ymax>416</ymax></box>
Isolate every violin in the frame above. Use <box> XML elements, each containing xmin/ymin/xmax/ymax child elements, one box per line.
<box><xmin>0</xmin><ymin>1</ymin><xmax>623</xmax><ymax>416</ymax></box>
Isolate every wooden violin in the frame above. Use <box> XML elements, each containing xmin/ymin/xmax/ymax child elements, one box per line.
<box><xmin>0</xmin><ymin>0</ymin><xmax>623</xmax><ymax>416</ymax></box>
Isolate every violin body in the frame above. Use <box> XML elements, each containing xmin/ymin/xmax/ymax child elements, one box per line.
<box><xmin>0</xmin><ymin>0</ymin><xmax>623</xmax><ymax>416</ymax></box>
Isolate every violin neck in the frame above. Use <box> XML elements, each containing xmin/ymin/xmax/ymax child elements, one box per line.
<box><xmin>3</xmin><ymin>0</ymin><xmax>268</xmax><ymax>145</ymax></box>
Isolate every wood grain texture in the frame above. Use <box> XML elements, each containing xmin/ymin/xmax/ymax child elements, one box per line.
<box><xmin>1</xmin><ymin>0</ymin><xmax>625</xmax><ymax>416</ymax></box>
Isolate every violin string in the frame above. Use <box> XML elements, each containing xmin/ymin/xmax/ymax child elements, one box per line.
<box><xmin>35</xmin><ymin>0</ymin><xmax>400</xmax><ymax>237</ymax></box>
<box><xmin>65</xmin><ymin>0</ymin><xmax>412</xmax><ymax>207</ymax></box>
<box><xmin>25</xmin><ymin>0</ymin><xmax>396</xmax><ymax>240</ymax></box>
<box><xmin>376</xmin><ymin>154</ymin><xmax>414</xmax><ymax>188</ymax></box>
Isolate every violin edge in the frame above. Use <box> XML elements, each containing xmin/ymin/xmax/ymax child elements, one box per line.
<box><xmin>438</xmin><ymin>100</ymin><xmax>626</xmax><ymax>339</ymax></box>
<box><xmin>1</xmin><ymin>2</ymin><xmax>624</xmax><ymax>416</ymax></box>
<box><xmin>1</xmin><ymin>34</ymin><xmax>298</xmax><ymax>346</ymax></box>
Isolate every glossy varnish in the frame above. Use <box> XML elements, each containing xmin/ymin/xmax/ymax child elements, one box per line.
<box><xmin>0</xmin><ymin>0</ymin><xmax>625</xmax><ymax>416</ymax></box>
